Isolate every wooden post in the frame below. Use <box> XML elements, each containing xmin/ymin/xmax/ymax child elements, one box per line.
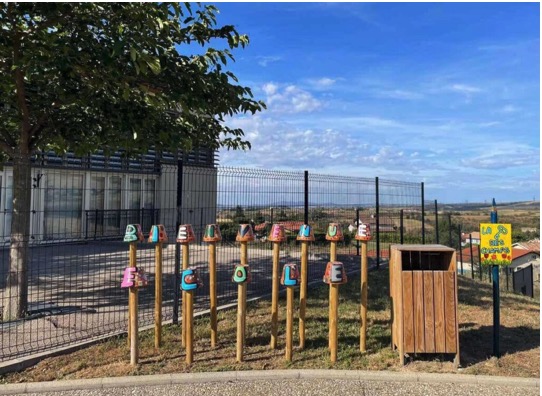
<box><xmin>285</xmin><ymin>286</ymin><xmax>294</xmax><ymax>361</ymax></box>
<box><xmin>236</xmin><ymin>282</ymin><xmax>247</xmax><ymax>362</ymax></box>
<box><xmin>129</xmin><ymin>242</ymin><xmax>138</xmax><ymax>365</ymax></box>
<box><xmin>236</xmin><ymin>241</ymin><xmax>248</xmax><ymax>362</ymax></box>
<box><xmin>270</xmin><ymin>241</ymin><xmax>280</xmax><ymax>349</ymax></box>
<box><xmin>360</xmin><ymin>240</ymin><xmax>368</xmax><ymax>352</ymax></box>
<box><xmin>209</xmin><ymin>241</ymin><xmax>218</xmax><ymax>348</ymax></box>
<box><xmin>299</xmin><ymin>241</ymin><xmax>308</xmax><ymax>349</ymax></box>
<box><xmin>330</xmin><ymin>283</ymin><xmax>339</xmax><ymax>363</ymax></box>
<box><xmin>127</xmin><ymin>243</ymin><xmax>136</xmax><ymax>348</ymax></box>
<box><xmin>154</xmin><ymin>242</ymin><xmax>163</xmax><ymax>349</ymax></box>
<box><xmin>329</xmin><ymin>241</ymin><xmax>337</xmax><ymax>348</ymax></box>
<box><xmin>181</xmin><ymin>242</ymin><xmax>189</xmax><ymax>348</ymax></box>
<box><xmin>185</xmin><ymin>289</ymin><xmax>194</xmax><ymax>364</ymax></box>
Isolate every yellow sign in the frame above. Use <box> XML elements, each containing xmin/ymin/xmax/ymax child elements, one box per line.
<box><xmin>479</xmin><ymin>223</ymin><xmax>512</xmax><ymax>266</ymax></box>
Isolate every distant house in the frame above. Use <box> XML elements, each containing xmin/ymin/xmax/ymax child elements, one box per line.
<box><xmin>348</xmin><ymin>216</ymin><xmax>397</xmax><ymax>233</ymax></box>
<box><xmin>457</xmin><ymin>245</ymin><xmax>479</xmax><ymax>273</ymax></box>
<box><xmin>456</xmin><ymin>244</ymin><xmax>540</xmax><ymax>280</ymax></box>
<box><xmin>511</xmin><ymin>239</ymin><xmax>540</xmax><ymax>280</ymax></box>
<box><xmin>461</xmin><ymin>232</ymin><xmax>480</xmax><ymax>246</ymax></box>
<box><xmin>512</xmin><ymin>239</ymin><xmax>540</xmax><ymax>254</ymax></box>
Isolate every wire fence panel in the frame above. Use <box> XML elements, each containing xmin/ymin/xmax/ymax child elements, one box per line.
<box><xmin>1</xmin><ymin>163</ymin><xmax>428</xmax><ymax>363</ymax></box>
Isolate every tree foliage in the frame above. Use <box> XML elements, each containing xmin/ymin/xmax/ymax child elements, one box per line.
<box><xmin>0</xmin><ymin>2</ymin><xmax>264</xmax><ymax>319</ymax></box>
<box><xmin>0</xmin><ymin>2</ymin><xmax>265</xmax><ymax>158</ymax></box>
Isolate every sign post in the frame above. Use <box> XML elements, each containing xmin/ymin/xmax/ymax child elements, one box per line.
<box><xmin>480</xmin><ymin>199</ymin><xmax>512</xmax><ymax>359</ymax></box>
<box><xmin>297</xmin><ymin>224</ymin><xmax>315</xmax><ymax>350</ymax></box>
<box><xmin>203</xmin><ymin>224</ymin><xmax>222</xmax><ymax>348</ymax></box>
<box><xmin>235</xmin><ymin>224</ymin><xmax>254</xmax><ymax>362</ymax></box>
<box><xmin>326</xmin><ymin>223</ymin><xmax>343</xmax><ymax>349</ymax></box>
<box><xmin>148</xmin><ymin>224</ymin><xmax>168</xmax><ymax>349</ymax></box>
<box><xmin>180</xmin><ymin>267</ymin><xmax>203</xmax><ymax>364</ymax></box>
<box><xmin>281</xmin><ymin>263</ymin><xmax>300</xmax><ymax>362</ymax></box>
<box><xmin>121</xmin><ymin>224</ymin><xmax>146</xmax><ymax>366</ymax></box>
<box><xmin>355</xmin><ymin>222</ymin><xmax>372</xmax><ymax>352</ymax></box>
<box><xmin>269</xmin><ymin>224</ymin><xmax>286</xmax><ymax>349</ymax></box>
<box><xmin>177</xmin><ymin>224</ymin><xmax>196</xmax><ymax>348</ymax></box>
<box><xmin>323</xmin><ymin>261</ymin><xmax>347</xmax><ymax>363</ymax></box>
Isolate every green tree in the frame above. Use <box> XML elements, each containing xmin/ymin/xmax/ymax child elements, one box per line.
<box><xmin>0</xmin><ymin>3</ymin><xmax>265</xmax><ymax>319</ymax></box>
<box><xmin>233</xmin><ymin>205</ymin><xmax>246</xmax><ymax>223</ymax></box>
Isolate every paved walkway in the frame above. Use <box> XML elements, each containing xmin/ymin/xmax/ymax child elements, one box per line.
<box><xmin>0</xmin><ymin>370</ymin><xmax>539</xmax><ymax>396</ymax></box>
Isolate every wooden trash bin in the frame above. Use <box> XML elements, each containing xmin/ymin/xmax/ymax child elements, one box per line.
<box><xmin>389</xmin><ymin>244</ymin><xmax>460</xmax><ymax>367</ymax></box>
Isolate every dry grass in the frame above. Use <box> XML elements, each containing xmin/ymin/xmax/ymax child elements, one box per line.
<box><xmin>1</xmin><ymin>268</ymin><xmax>539</xmax><ymax>383</ymax></box>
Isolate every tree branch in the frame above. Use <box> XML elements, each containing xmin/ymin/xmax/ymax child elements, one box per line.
<box><xmin>28</xmin><ymin>114</ymin><xmax>49</xmax><ymax>149</ymax></box>
<box><xmin>0</xmin><ymin>138</ymin><xmax>15</xmax><ymax>156</ymax></box>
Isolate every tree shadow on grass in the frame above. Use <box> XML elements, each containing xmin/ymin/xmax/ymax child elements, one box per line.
<box><xmin>459</xmin><ymin>323</ymin><xmax>540</xmax><ymax>366</ymax></box>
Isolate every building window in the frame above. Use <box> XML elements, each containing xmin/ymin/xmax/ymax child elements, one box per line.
<box><xmin>106</xmin><ymin>176</ymin><xmax>122</xmax><ymax>234</ymax></box>
<box><xmin>44</xmin><ymin>173</ymin><xmax>83</xmax><ymax>239</ymax></box>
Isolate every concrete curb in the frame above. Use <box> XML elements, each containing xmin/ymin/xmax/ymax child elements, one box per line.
<box><xmin>0</xmin><ymin>369</ymin><xmax>538</xmax><ymax>394</ymax></box>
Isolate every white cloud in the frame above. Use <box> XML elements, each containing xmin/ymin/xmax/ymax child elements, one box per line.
<box><xmin>263</xmin><ymin>83</ymin><xmax>322</xmax><ymax>114</ymax></box>
<box><xmin>448</xmin><ymin>84</ymin><xmax>482</xmax><ymax>94</ymax></box>
<box><xmin>375</xmin><ymin>89</ymin><xmax>424</xmax><ymax>100</ymax></box>
<box><xmin>256</xmin><ymin>55</ymin><xmax>282</xmax><ymax>67</ymax></box>
<box><xmin>499</xmin><ymin>104</ymin><xmax>520</xmax><ymax>113</ymax></box>
<box><xmin>460</xmin><ymin>144</ymin><xmax>539</xmax><ymax>169</ymax></box>
<box><xmin>307</xmin><ymin>77</ymin><xmax>337</xmax><ymax>89</ymax></box>
<box><xmin>262</xmin><ymin>83</ymin><xmax>278</xmax><ymax>95</ymax></box>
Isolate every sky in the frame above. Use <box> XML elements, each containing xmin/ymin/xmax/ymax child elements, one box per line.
<box><xmin>211</xmin><ymin>2</ymin><xmax>540</xmax><ymax>204</ymax></box>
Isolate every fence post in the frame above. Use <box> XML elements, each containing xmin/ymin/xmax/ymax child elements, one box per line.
<box><xmin>356</xmin><ymin>207</ymin><xmax>360</xmax><ymax>256</ymax></box>
<box><xmin>85</xmin><ymin>210</ymin><xmax>89</xmax><ymax>239</ymax></box>
<box><xmin>375</xmin><ymin>177</ymin><xmax>380</xmax><ymax>269</ymax></box>
<box><xmin>469</xmin><ymin>234</ymin><xmax>478</xmax><ymax>280</ymax></box>
<box><xmin>530</xmin><ymin>264</ymin><xmax>534</xmax><ymax>298</ymax></box>
<box><xmin>304</xmin><ymin>171</ymin><xmax>309</xmax><ymax>225</ymax></box>
<box><xmin>448</xmin><ymin>213</ymin><xmax>452</xmax><ymax>247</ymax></box>
<box><xmin>94</xmin><ymin>209</ymin><xmax>98</xmax><ymax>239</ymax></box>
<box><xmin>399</xmin><ymin>209</ymin><xmax>405</xmax><ymax>245</ymax></box>
<box><xmin>173</xmin><ymin>159</ymin><xmax>183</xmax><ymax>325</ymax></box>
<box><xmin>458</xmin><ymin>224</ymin><xmax>463</xmax><ymax>276</ymax></box>
<box><xmin>434</xmin><ymin>200</ymin><xmax>439</xmax><ymax>244</ymax></box>
<box><xmin>421</xmin><ymin>182</ymin><xmax>425</xmax><ymax>244</ymax></box>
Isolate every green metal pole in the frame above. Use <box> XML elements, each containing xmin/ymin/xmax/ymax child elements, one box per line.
<box><xmin>491</xmin><ymin>198</ymin><xmax>500</xmax><ymax>358</ymax></box>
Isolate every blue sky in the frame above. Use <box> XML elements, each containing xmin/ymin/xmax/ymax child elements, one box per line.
<box><xmin>212</xmin><ymin>2</ymin><xmax>539</xmax><ymax>204</ymax></box>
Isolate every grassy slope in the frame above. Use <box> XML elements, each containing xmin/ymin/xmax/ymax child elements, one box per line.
<box><xmin>2</xmin><ymin>267</ymin><xmax>539</xmax><ymax>383</ymax></box>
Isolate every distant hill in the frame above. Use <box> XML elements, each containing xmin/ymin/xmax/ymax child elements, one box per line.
<box><xmin>439</xmin><ymin>201</ymin><xmax>539</xmax><ymax>212</ymax></box>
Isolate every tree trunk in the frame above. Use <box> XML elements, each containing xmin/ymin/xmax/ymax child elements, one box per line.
<box><xmin>3</xmin><ymin>153</ymin><xmax>32</xmax><ymax>320</ymax></box>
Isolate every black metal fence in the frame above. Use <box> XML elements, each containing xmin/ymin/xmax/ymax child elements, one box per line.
<box><xmin>0</xmin><ymin>161</ymin><xmax>434</xmax><ymax>364</ymax></box>
<box><xmin>431</xmin><ymin>201</ymin><xmax>539</xmax><ymax>298</ymax></box>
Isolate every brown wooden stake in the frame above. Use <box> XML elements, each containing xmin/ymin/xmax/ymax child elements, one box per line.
<box><xmin>129</xmin><ymin>242</ymin><xmax>138</xmax><ymax>365</ymax></box>
<box><xmin>154</xmin><ymin>242</ymin><xmax>163</xmax><ymax>349</ymax></box>
<box><xmin>285</xmin><ymin>286</ymin><xmax>294</xmax><ymax>362</ymax></box>
<box><xmin>236</xmin><ymin>282</ymin><xmax>247</xmax><ymax>362</ymax></box>
<box><xmin>360</xmin><ymin>241</ymin><xmax>368</xmax><ymax>352</ymax></box>
<box><xmin>329</xmin><ymin>241</ymin><xmax>337</xmax><ymax>349</ymax></box>
<box><xmin>330</xmin><ymin>283</ymin><xmax>339</xmax><ymax>363</ymax></box>
<box><xmin>270</xmin><ymin>241</ymin><xmax>280</xmax><ymax>349</ymax></box>
<box><xmin>185</xmin><ymin>290</ymin><xmax>194</xmax><ymax>364</ymax></box>
<box><xmin>209</xmin><ymin>242</ymin><xmax>218</xmax><ymax>348</ymax></box>
<box><xmin>128</xmin><ymin>243</ymin><xmax>136</xmax><ymax>348</ymax></box>
<box><xmin>330</xmin><ymin>241</ymin><xmax>337</xmax><ymax>262</ymax></box>
<box><xmin>237</xmin><ymin>241</ymin><xmax>248</xmax><ymax>362</ymax></box>
<box><xmin>181</xmin><ymin>242</ymin><xmax>189</xmax><ymax>348</ymax></box>
<box><xmin>240</xmin><ymin>240</ymin><xmax>248</xmax><ymax>265</ymax></box>
<box><xmin>299</xmin><ymin>241</ymin><xmax>308</xmax><ymax>349</ymax></box>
